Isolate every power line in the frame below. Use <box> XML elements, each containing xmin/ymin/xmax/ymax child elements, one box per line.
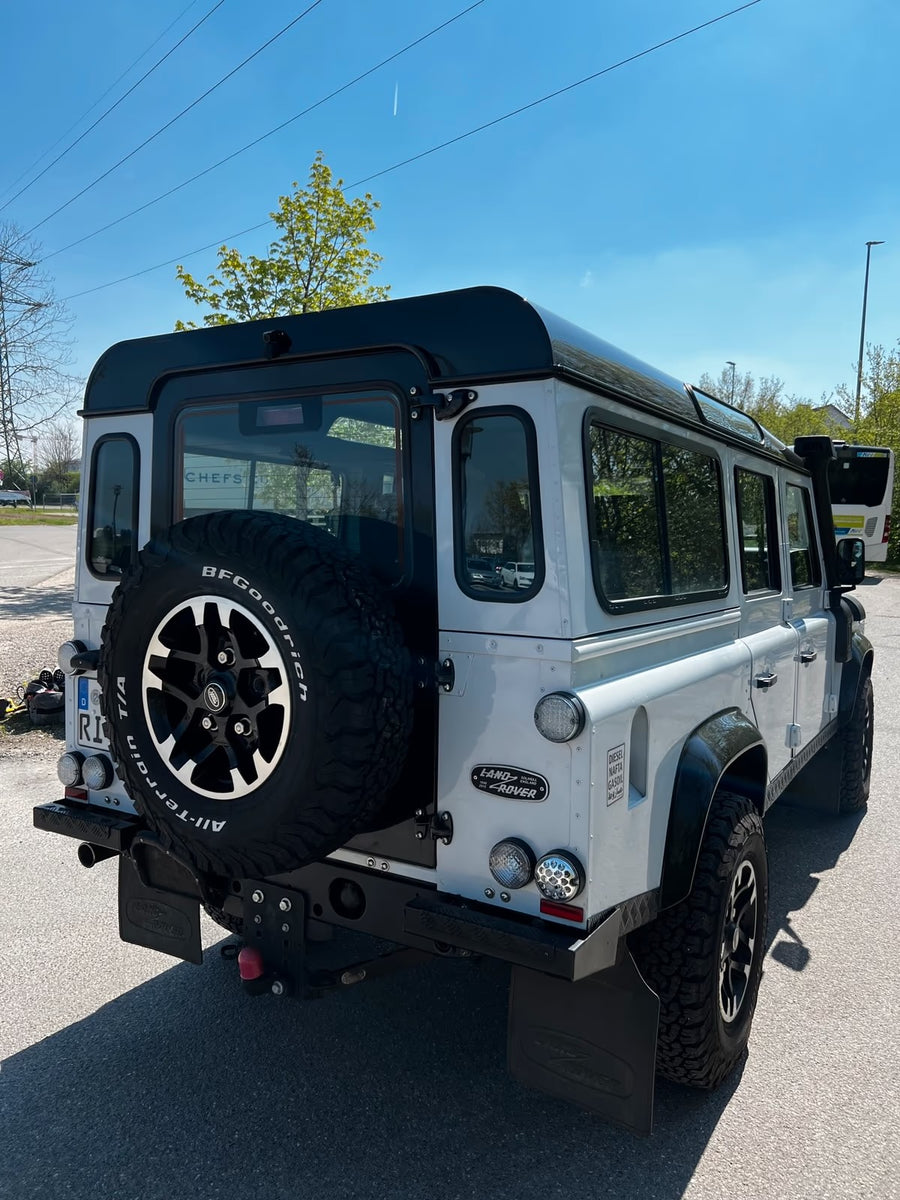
<box><xmin>0</xmin><ymin>0</ymin><xmax>223</xmax><ymax>213</ymax></box>
<box><xmin>62</xmin><ymin>0</ymin><xmax>765</xmax><ymax>303</ymax></box>
<box><xmin>348</xmin><ymin>0</ymin><xmax>765</xmax><ymax>191</ymax></box>
<box><xmin>43</xmin><ymin>1</ymin><xmax>485</xmax><ymax>262</ymax></box>
<box><xmin>24</xmin><ymin>0</ymin><xmax>326</xmax><ymax>238</ymax></box>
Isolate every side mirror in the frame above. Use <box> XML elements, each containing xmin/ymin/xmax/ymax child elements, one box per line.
<box><xmin>836</xmin><ymin>537</ymin><xmax>865</xmax><ymax>586</ymax></box>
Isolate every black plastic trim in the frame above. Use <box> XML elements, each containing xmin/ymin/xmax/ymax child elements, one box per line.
<box><xmin>659</xmin><ymin>709</ymin><xmax>765</xmax><ymax>909</ymax></box>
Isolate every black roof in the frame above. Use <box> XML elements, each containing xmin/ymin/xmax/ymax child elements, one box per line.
<box><xmin>83</xmin><ymin>285</ymin><xmax>791</xmax><ymax>458</ymax></box>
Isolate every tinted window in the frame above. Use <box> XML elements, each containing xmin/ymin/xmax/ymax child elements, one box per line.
<box><xmin>692</xmin><ymin>390</ymin><xmax>764</xmax><ymax>443</ymax></box>
<box><xmin>89</xmin><ymin>437</ymin><xmax>138</xmax><ymax>577</ymax></box>
<box><xmin>785</xmin><ymin>484</ymin><xmax>822</xmax><ymax>589</ymax></box>
<box><xmin>455</xmin><ymin>411</ymin><xmax>541</xmax><ymax>599</ymax></box>
<box><xmin>828</xmin><ymin>451</ymin><xmax>891</xmax><ymax>506</ymax></box>
<box><xmin>662</xmin><ymin>444</ymin><xmax>728</xmax><ymax>593</ymax></box>
<box><xmin>176</xmin><ymin>392</ymin><xmax>403</xmax><ymax>583</ymax></box>
<box><xmin>735</xmin><ymin>468</ymin><xmax>779</xmax><ymax>593</ymax></box>
<box><xmin>587</xmin><ymin>423</ymin><xmax>727</xmax><ymax>608</ymax></box>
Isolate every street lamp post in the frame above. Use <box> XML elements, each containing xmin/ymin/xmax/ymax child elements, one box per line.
<box><xmin>726</xmin><ymin>361</ymin><xmax>736</xmax><ymax>405</ymax></box>
<box><xmin>854</xmin><ymin>239</ymin><xmax>885</xmax><ymax>425</ymax></box>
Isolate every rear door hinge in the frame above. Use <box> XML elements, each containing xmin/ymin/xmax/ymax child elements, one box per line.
<box><xmin>409</xmin><ymin>387</ymin><xmax>477</xmax><ymax>421</ymax></box>
<box><xmin>414</xmin><ymin>808</ymin><xmax>453</xmax><ymax>845</ymax></box>
<box><xmin>414</xmin><ymin>656</ymin><xmax>456</xmax><ymax>693</ymax></box>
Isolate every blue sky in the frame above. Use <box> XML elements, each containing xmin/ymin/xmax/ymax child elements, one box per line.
<box><xmin>2</xmin><ymin>0</ymin><xmax>897</xmax><ymax>407</ymax></box>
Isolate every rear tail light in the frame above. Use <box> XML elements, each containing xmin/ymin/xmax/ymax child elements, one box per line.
<box><xmin>883</xmin><ymin>514</ymin><xmax>891</xmax><ymax>544</ymax></box>
<box><xmin>534</xmin><ymin>851</ymin><xmax>585</xmax><ymax>901</ymax></box>
<box><xmin>534</xmin><ymin>693</ymin><xmax>586</xmax><ymax>742</ymax></box>
<box><xmin>539</xmin><ymin>899</ymin><xmax>585</xmax><ymax>922</ymax></box>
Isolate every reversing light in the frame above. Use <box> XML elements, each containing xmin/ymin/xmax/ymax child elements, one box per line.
<box><xmin>57</xmin><ymin>752</ymin><xmax>85</xmax><ymax>787</ymax></box>
<box><xmin>488</xmin><ymin>838</ymin><xmax>535</xmax><ymax>890</ymax></box>
<box><xmin>82</xmin><ymin>755</ymin><xmax>114</xmax><ymax>791</ymax></box>
<box><xmin>534</xmin><ymin>850</ymin><xmax>585</xmax><ymax>902</ymax></box>
<box><xmin>534</xmin><ymin>692</ymin><xmax>585</xmax><ymax>743</ymax></box>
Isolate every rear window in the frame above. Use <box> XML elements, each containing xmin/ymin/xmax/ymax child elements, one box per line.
<box><xmin>175</xmin><ymin>391</ymin><xmax>404</xmax><ymax>583</ymax></box>
<box><xmin>453</xmin><ymin>409</ymin><xmax>543</xmax><ymax>600</ymax></box>
<box><xmin>586</xmin><ymin>420</ymin><xmax>728</xmax><ymax>611</ymax></box>
<box><xmin>828</xmin><ymin>451</ymin><xmax>891</xmax><ymax>506</ymax></box>
<box><xmin>88</xmin><ymin>436</ymin><xmax>138</xmax><ymax>577</ymax></box>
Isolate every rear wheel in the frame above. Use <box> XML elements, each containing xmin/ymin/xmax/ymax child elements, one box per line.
<box><xmin>632</xmin><ymin>792</ymin><xmax>768</xmax><ymax>1088</ymax></box>
<box><xmin>838</xmin><ymin>676</ymin><xmax>873</xmax><ymax>814</ymax></box>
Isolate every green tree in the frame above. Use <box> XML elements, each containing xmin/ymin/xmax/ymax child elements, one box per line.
<box><xmin>175</xmin><ymin>152</ymin><xmax>389</xmax><ymax>329</ymax></box>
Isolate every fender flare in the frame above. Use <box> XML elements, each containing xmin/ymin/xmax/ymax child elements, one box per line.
<box><xmin>839</xmin><ymin>630</ymin><xmax>874</xmax><ymax>721</ymax></box>
<box><xmin>658</xmin><ymin>708</ymin><xmax>766</xmax><ymax>910</ymax></box>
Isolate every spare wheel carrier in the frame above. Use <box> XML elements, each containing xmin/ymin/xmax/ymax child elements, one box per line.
<box><xmin>98</xmin><ymin>510</ymin><xmax>414</xmax><ymax>879</ymax></box>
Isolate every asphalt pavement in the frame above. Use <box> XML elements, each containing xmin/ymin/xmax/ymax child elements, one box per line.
<box><xmin>0</xmin><ymin>535</ymin><xmax>898</xmax><ymax>1199</ymax></box>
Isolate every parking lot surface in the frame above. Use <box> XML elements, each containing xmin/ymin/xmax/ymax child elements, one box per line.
<box><xmin>1</xmin><ymin>534</ymin><xmax>898</xmax><ymax>1199</ymax></box>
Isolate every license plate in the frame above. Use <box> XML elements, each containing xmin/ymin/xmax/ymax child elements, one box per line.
<box><xmin>76</xmin><ymin>677</ymin><xmax>108</xmax><ymax>749</ymax></box>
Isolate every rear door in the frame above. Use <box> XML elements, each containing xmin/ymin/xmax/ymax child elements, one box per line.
<box><xmin>153</xmin><ymin>350</ymin><xmax>439</xmax><ymax>867</ymax></box>
<box><xmin>783</xmin><ymin>477</ymin><xmax>832</xmax><ymax>751</ymax></box>
<box><xmin>734</xmin><ymin>462</ymin><xmax>797</xmax><ymax>778</ymax></box>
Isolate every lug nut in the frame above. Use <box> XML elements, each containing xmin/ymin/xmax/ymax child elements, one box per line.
<box><xmin>233</xmin><ymin>718</ymin><xmax>250</xmax><ymax>736</ymax></box>
<box><xmin>201</xmin><ymin>716</ymin><xmax>215</xmax><ymax>731</ymax></box>
<box><xmin>217</xmin><ymin>648</ymin><xmax>235</xmax><ymax>666</ymax></box>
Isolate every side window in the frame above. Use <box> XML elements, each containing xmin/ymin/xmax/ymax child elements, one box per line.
<box><xmin>586</xmin><ymin>422</ymin><xmax>727</xmax><ymax>609</ymax></box>
<box><xmin>88</xmin><ymin>437</ymin><xmax>138</xmax><ymax>577</ymax></box>
<box><xmin>735</xmin><ymin>468</ymin><xmax>780</xmax><ymax>593</ymax></box>
<box><xmin>454</xmin><ymin>409</ymin><xmax>542</xmax><ymax>600</ymax></box>
<box><xmin>785</xmin><ymin>483</ymin><xmax>822</xmax><ymax>589</ymax></box>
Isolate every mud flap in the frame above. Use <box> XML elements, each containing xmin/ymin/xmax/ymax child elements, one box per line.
<box><xmin>118</xmin><ymin>852</ymin><xmax>202</xmax><ymax>965</ymax></box>
<box><xmin>508</xmin><ymin>949</ymin><xmax>660</xmax><ymax>1136</ymax></box>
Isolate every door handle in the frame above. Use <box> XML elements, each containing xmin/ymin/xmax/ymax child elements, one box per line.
<box><xmin>754</xmin><ymin>673</ymin><xmax>778</xmax><ymax>689</ymax></box>
<box><xmin>800</xmin><ymin>650</ymin><xmax>817</xmax><ymax>664</ymax></box>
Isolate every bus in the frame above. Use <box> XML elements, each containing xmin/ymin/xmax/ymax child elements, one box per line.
<box><xmin>828</xmin><ymin>443</ymin><xmax>894</xmax><ymax>563</ymax></box>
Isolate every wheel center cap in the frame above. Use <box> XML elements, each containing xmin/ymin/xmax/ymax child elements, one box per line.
<box><xmin>204</xmin><ymin>682</ymin><xmax>228</xmax><ymax>713</ymax></box>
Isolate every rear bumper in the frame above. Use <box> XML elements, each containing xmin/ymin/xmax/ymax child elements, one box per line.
<box><xmin>33</xmin><ymin>798</ymin><xmax>638</xmax><ymax>979</ymax></box>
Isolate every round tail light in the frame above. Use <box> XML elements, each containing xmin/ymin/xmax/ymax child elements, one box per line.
<box><xmin>488</xmin><ymin>838</ymin><xmax>535</xmax><ymax>890</ymax></box>
<box><xmin>534</xmin><ymin>850</ymin><xmax>585</xmax><ymax>901</ymax></box>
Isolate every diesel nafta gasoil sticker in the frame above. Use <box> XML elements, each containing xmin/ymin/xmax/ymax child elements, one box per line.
<box><xmin>471</xmin><ymin>765</ymin><xmax>549</xmax><ymax>802</ymax></box>
<box><xmin>607</xmin><ymin>743</ymin><xmax>626</xmax><ymax>805</ymax></box>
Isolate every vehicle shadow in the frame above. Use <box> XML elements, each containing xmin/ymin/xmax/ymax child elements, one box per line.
<box><xmin>764</xmin><ymin>800</ymin><xmax>865</xmax><ymax>971</ymax></box>
<box><xmin>0</xmin><ymin>804</ymin><xmax>864</xmax><ymax>1200</ymax></box>
<box><xmin>1</xmin><ymin>937</ymin><xmax>738</xmax><ymax>1200</ymax></box>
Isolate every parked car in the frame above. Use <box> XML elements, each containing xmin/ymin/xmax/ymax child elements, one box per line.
<box><xmin>466</xmin><ymin>557</ymin><xmax>497</xmax><ymax>587</ymax></box>
<box><xmin>0</xmin><ymin>490</ymin><xmax>32</xmax><ymax>507</ymax></box>
<box><xmin>500</xmin><ymin>560</ymin><xmax>535</xmax><ymax>589</ymax></box>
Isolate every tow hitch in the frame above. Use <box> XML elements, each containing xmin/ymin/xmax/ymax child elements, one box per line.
<box><xmin>234</xmin><ymin>880</ymin><xmax>434</xmax><ymax>999</ymax></box>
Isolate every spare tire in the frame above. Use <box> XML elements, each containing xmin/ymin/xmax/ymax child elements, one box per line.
<box><xmin>98</xmin><ymin>510</ymin><xmax>413</xmax><ymax>879</ymax></box>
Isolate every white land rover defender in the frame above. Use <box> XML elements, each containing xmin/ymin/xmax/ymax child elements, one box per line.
<box><xmin>36</xmin><ymin>287</ymin><xmax>873</xmax><ymax>1134</ymax></box>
